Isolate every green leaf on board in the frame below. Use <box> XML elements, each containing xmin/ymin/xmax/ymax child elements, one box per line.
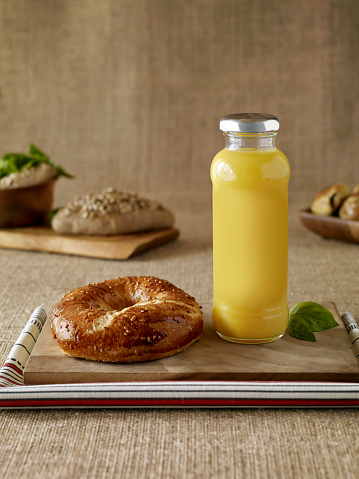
<box><xmin>289</xmin><ymin>301</ymin><xmax>339</xmax><ymax>342</ymax></box>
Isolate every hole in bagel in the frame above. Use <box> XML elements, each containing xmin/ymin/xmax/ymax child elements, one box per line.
<box><xmin>89</xmin><ymin>298</ymin><xmax>184</xmax><ymax>333</ymax></box>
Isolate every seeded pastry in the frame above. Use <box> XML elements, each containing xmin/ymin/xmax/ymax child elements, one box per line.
<box><xmin>51</xmin><ymin>187</ymin><xmax>175</xmax><ymax>235</ymax></box>
<box><xmin>311</xmin><ymin>183</ymin><xmax>351</xmax><ymax>216</ymax></box>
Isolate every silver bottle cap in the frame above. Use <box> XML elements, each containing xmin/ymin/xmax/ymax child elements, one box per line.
<box><xmin>219</xmin><ymin>113</ymin><xmax>279</xmax><ymax>133</ymax></box>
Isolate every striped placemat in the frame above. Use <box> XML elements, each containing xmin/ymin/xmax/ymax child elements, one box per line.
<box><xmin>0</xmin><ymin>307</ymin><xmax>358</xmax><ymax>408</ymax></box>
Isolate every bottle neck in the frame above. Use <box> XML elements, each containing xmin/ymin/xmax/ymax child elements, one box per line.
<box><xmin>224</xmin><ymin>132</ymin><xmax>277</xmax><ymax>150</ymax></box>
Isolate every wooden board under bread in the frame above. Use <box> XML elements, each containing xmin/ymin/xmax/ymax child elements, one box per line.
<box><xmin>24</xmin><ymin>302</ymin><xmax>359</xmax><ymax>385</ymax></box>
<box><xmin>0</xmin><ymin>225</ymin><xmax>179</xmax><ymax>259</ymax></box>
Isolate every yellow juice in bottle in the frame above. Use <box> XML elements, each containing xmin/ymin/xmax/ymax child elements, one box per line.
<box><xmin>211</xmin><ymin>114</ymin><xmax>290</xmax><ymax>343</ymax></box>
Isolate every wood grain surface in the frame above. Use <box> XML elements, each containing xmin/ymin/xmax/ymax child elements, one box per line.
<box><xmin>24</xmin><ymin>302</ymin><xmax>359</xmax><ymax>385</ymax></box>
<box><xmin>0</xmin><ymin>226</ymin><xmax>179</xmax><ymax>259</ymax></box>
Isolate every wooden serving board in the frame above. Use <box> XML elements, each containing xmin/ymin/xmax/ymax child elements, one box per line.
<box><xmin>0</xmin><ymin>226</ymin><xmax>179</xmax><ymax>259</ymax></box>
<box><xmin>24</xmin><ymin>302</ymin><xmax>359</xmax><ymax>385</ymax></box>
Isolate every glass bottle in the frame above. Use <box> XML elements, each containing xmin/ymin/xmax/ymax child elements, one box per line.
<box><xmin>210</xmin><ymin>113</ymin><xmax>290</xmax><ymax>343</ymax></box>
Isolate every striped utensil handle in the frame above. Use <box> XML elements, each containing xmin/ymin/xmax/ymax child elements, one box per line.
<box><xmin>0</xmin><ymin>307</ymin><xmax>47</xmax><ymax>387</ymax></box>
<box><xmin>341</xmin><ymin>312</ymin><xmax>359</xmax><ymax>359</ymax></box>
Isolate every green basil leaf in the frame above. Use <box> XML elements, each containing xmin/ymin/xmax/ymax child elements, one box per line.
<box><xmin>0</xmin><ymin>145</ymin><xmax>73</xmax><ymax>180</ymax></box>
<box><xmin>29</xmin><ymin>144</ymin><xmax>48</xmax><ymax>159</ymax></box>
<box><xmin>289</xmin><ymin>319</ymin><xmax>316</xmax><ymax>342</ymax></box>
<box><xmin>288</xmin><ymin>301</ymin><xmax>339</xmax><ymax>342</ymax></box>
<box><xmin>3</xmin><ymin>153</ymin><xmax>33</xmax><ymax>170</ymax></box>
<box><xmin>289</xmin><ymin>302</ymin><xmax>338</xmax><ymax>331</ymax></box>
<box><xmin>53</xmin><ymin>164</ymin><xmax>74</xmax><ymax>179</ymax></box>
<box><xmin>47</xmin><ymin>207</ymin><xmax>62</xmax><ymax>225</ymax></box>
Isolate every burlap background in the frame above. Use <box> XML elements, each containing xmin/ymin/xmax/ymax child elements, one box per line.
<box><xmin>0</xmin><ymin>1</ymin><xmax>358</xmax><ymax>478</ymax></box>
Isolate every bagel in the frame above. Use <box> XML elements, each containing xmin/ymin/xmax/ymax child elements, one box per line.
<box><xmin>50</xmin><ymin>276</ymin><xmax>203</xmax><ymax>363</ymax></box>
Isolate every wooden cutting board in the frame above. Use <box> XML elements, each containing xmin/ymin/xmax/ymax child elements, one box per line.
<box><xmin>24</xmin><ymin>302</ymin><xmax>359</xmax><ymax>385</ymax></box>
<box><xmin>0</xmin><ymin>226</ymin><xmax>179</xmax><ymax>259</ymax></box>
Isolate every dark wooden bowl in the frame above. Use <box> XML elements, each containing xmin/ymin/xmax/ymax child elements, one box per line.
<box><xmin>0</xmin><ymin>178</ymin><xmax>57</xmax><ymax>228</ymax></box>
<box><xmin>299</xmin><ymin>208</ymin><xmax>359</xmax><ymax>244</ymax></box>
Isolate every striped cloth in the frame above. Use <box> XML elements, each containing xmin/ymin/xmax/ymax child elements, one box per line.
<box><xmin>0</xmin><ymin>307</ymin><xmax>358</xmax><ymax>408</ymax></box>
<box><xmin>0</xmin><ymin>307</ymin><xmax>47</xmax><ymax>387</ymax></box>
<box><xmin>0</xmin><ymin>381</ymin><xmax>358</xmax><ymax>409</ymax></box>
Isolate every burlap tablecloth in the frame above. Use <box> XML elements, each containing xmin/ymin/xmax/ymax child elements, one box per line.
<box><xmin>0</xmin><ymin>1</ymin><xmax>358</xmax><ymax>478</ymax></box>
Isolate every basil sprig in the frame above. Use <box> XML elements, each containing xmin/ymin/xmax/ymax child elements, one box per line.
<box><xmin>47</xmin><ymin>207</ymin><xmax>63</xmax><ymax>225</ymax></box>
<box><xmin>288</xmin><ymin>302</ymin><xmax>339</xmax><ymax>342</ymax></box>
<box><xmin>0</xmin><ymin>144</ymin><xmax>73</xmax><ymax>179</ymax></box>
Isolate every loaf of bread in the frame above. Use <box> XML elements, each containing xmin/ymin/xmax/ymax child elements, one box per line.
<box><xmin>311</xmin><ymin>183</ymin><xmax>351</xmax><ymax>216</ymax></box>
<box><xmin>52</xmin><ymin>187</ymin><xmax>175</xmax><ymax>235</ymax></box>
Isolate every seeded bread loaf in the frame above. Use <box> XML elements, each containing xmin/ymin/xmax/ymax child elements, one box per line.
<box><xmin>52</xmin><ymin>187</ymin><xmax>175</xmax><ymax>235</ymax></box>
